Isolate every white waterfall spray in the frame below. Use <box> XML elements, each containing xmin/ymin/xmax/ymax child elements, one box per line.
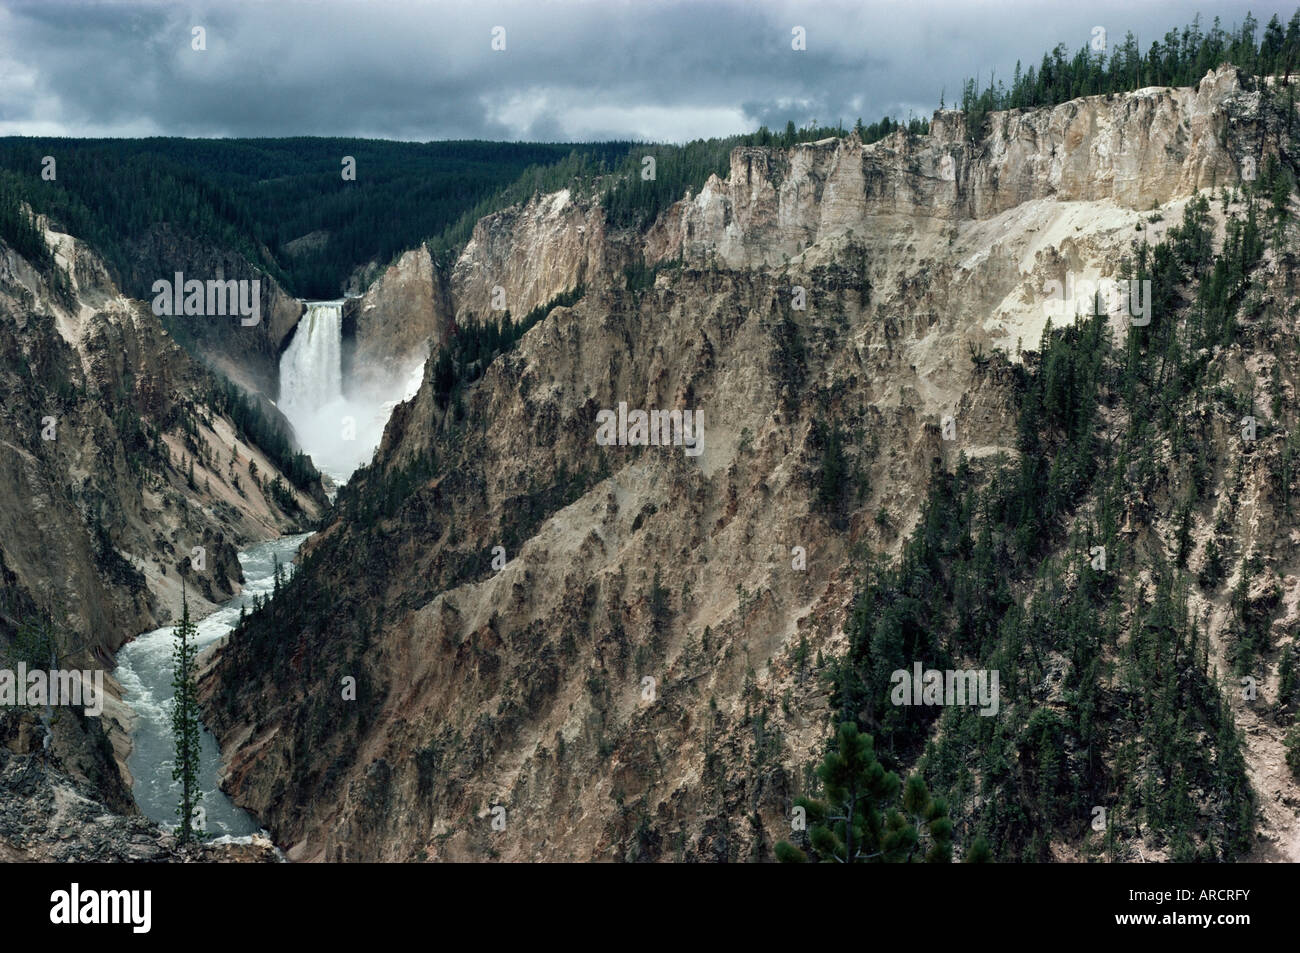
<box><xmin>277</xmin><ymin>299</ymin><xmax>424</xmax><ymax>484</ymax></box>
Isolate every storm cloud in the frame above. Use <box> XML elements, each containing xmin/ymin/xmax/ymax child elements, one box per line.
<box><xmin>0</xmin><ymin>0</ymin><xmax>1288</xmax><ymax>142</ymax></box>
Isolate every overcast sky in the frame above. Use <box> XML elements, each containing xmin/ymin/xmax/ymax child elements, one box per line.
<box><xmin>0</xmin><ymin>0</ymin><xmax>1293</xmax><ymax>143</ymax></box>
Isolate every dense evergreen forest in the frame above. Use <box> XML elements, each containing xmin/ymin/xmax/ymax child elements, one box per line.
<box><xmin>0</xmin><ymin>138</ymin><xmax>629</xmax><ymax>299</ymax></box>
<box><xmin>0</xmin><ymin>174</ymin><xmax>58</xmax><ymax>272</ymax></box>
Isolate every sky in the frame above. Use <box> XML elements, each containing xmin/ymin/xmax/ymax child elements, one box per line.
<box><xmin>0</xmin><ymin>0</ymin><xmax>1293</xmax><ymax>143</ymax></box>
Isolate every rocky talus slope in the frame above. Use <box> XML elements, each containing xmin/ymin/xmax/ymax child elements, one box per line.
<box><xmin>207</xmin><ymin>67</ymin><xmax>1299</xmax><ymax>861</ymax></box>
<box><xmin>0</xmin><ymin>747</ymin><xmax>279</xmax><ymax>862</ymax></box>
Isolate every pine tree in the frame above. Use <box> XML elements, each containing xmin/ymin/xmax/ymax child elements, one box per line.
<box><xmin>649</xmin><ymin>564</ymin><xmax>671</xmax><ymax>635</ymax></box>
<box><xmin>965</xmin><ymin>835</ymin><xmax>993</xmax><ymax>862</ymax></box>
<box><xmin>816</xmin><ymin>421</ymin><xmax>847</xmax><ymax>516</ymax></box>
<box><xmin>776</xmin><ymin>721</ymin><xmax>952</xmax><ymax>862</ymax></box>
<box><xmin>171</xmin><ymin>588</ymin><xmax>204</xmax><ymax>843</ymax></box>
<box><xmin>1279</xmin><ymin>646</ymin><xmax>1297</xmax><ymax>718</ymax></box>
<box><xmin>1286</xmin><ymin>728</ymin><xmax>1300</xmax><ymax>780</ymax></box>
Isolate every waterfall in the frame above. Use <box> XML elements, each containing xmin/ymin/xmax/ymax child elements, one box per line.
<box><xmin>276</xmin><ymin>300</ymin><xmax>356</xmax><ymax>482</ymax></box>
<box><xmin>279</xmin><ymin>301</ymin><xmax>343</xmax><ymax>424</ymax></box>
<box><xmin>276</xmin><ymin>299</ymin><xmax>425</xmax><ymax>484</ymax></box>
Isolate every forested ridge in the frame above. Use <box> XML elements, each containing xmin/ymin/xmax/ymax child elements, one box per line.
<box><xmin>959</xmin><ymin>10</ymin><xmax>1300</xmax><ymax>137</ymax></box>
<box><xmin>0</xmin><ymin>138</ymin><xmax>628</xmax><ymax>299</ymax></box>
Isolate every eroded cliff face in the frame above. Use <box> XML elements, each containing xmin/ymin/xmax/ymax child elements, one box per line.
<box><xmin>450</xmin><ymin>189</ymin><xmax>614</xmax><ymax>322</ymax></box>
<box><xmin>649</xmin><ymin>66</ymin><xmax>1251</xmax><ymax>274</ymax></box>
<box><xmin>346</xmin><ymin>245</ymin><xmax>447</xmax><ymax>392</ymax></box>
<box><xmin>0</xmin><ymin>219</ymin><xmax>323</xmax><ymax>821</ymax></box>
<box><xmin>208</xmin><ymin>67</ymin><xmax>1300</xmax><ymax>861</ymax></box>
<box><xmin>304</xmin><ymin>68</ymin><xmax>1258</xmax><ymax>395</ymax></box>
<box><xmin>350</xmin><ymin>189</ymin><xmax>616</xmax><ymax>378</ymax></box>
<box><xmin>123</xmin><ymin>224</ymin><xmax>303</xmax><ymax>396</ymax></box>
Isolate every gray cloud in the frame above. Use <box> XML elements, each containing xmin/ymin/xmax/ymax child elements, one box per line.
<box><xmin>0</xmin><ymin>0</ymin><xmax>1290</xmax><ymax>142</ymax></box>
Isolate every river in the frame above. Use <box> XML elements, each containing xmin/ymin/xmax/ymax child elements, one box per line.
<box><xmin>115</xmin><ymin>532</ymin><xmax>310</xmax><ymax>838</ymax></box>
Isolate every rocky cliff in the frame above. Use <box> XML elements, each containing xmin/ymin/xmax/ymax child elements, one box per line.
<box><xmin>122</xmin><ymin>224</ymin><xmax>303</xmax><ymax>397</ymax></box>
<box><xmin>649</xmin><ymin>66</ymin><xmax>1250</xmax><ymax>274</ymax></box>
<box><xmin>345</xmin><ymin>245</ymin><xmax>447</xmax><ymax>393</ymax></box>
<box><xmin>347</xmin><ymin>190</ymin><xmax>615</xmax><ymax>384</ymax></box>
<box><xmin>207</xmin><ymin>67</ymin><xmax>1300</xmax><ymax>862</ymax></box>
<box><xmin>0</xmin><ymin>744</ymin><xmax>279</xmax><ymax>862</ymax></box>
<box><xmin>351</xmin><ymin>69</ymin><xmax>1256</xmax><ymax>382</ymax></box>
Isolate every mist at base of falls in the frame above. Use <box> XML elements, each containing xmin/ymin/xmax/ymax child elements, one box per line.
<box><xmin>277</xmin><ymin>300</ymin><xmax>424</xmax><ymax>484</ymax></box>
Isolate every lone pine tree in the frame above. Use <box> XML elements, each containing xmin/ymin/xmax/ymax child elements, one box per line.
<box><xmin>776</xmin><ymin>721</ymin><xmax>953</xmax><ymax>862</ymax></box>
<box><xmin>171</xmin><ymin>588</ymin><xmax>204</xmax><ymax>843</ymax></box>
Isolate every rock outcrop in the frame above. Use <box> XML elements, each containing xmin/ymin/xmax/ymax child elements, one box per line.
<box><xmin>450</xmin><ymin>188</ymin><xmax>614</xmax><ymax>322</ymax></box>
<box><xmin>0</xmin><ymin>743</ymin><xmax>279</xmax><ymax>862</ymax></box>
<box><xmin>646</xmin><ymin>67</ymin><xmax>1252</xmax><ymax>273</ymax></box>
<box><xmin>346</xmin><ymin>190</ymin><xmax>616</xmax><ymax>390</ymax></box>
<box><xmin>122</xmin><ymin>224</ymin><xmax>303</xmax><ymax>396</ymax></box>
<box><xmin>345</xmin><ymin>245</ymin><xmax>447</xmax><ymax>391</ymax></box>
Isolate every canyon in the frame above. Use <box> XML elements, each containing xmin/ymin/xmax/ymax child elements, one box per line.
<box><xmin>1</xmin><ymin>63</ymin><xmax>1297</xmax><ymax>863</ymax></box>
<box><xmin>197</xmin><ymin>66</ymin><xmax>1300</xmax><ymax>861</ymax></box>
